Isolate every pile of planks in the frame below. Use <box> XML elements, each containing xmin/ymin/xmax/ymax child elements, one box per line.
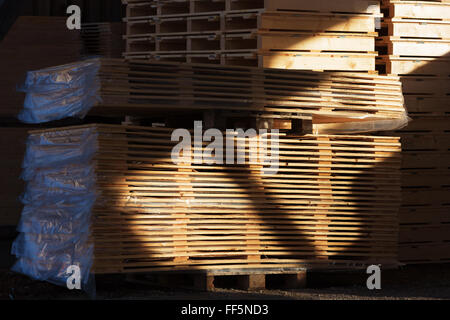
<box><xmin>12</xmin><ymin>124</ymin><xmax>401</xmax><ymax>278</ymax></box>
<box><xmin>18</xmin><ymin>58</ymin><xmax>408</xmax><ymax>134</ymax></box>
<box><xmin>377</xmin><ymin>0</ymin><xmax>450</xmax><ymax>264</ymax></box>
<box><xmin>122</xmin><ymin>0</ymin><xmax>382</xmax><ymax>71</ymax></box>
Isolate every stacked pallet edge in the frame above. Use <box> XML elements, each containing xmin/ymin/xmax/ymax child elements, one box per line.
<box><xmin>122</xmin><ymin>0</ymin><xmax>382</xmax><ymax>71</ymax></box>
<box><xmin>378</xmin><ymin>0</ymin><xmax>450</xmax><ymax>264</ymax></box>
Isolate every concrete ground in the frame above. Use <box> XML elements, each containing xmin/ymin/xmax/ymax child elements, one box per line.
<box><xmin>1</xmin><ymin>264</ymin><xmax>449</xmax><ymax>300</ymax></box>
<box><xmin>1</xmin><ymin>230</ymin><xmax>449</xmax><ymax>300</ymax></box>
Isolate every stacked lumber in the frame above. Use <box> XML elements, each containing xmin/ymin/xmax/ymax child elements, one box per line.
<box><xmin>81</xmin><ymin>23</ymin><xmax>125</xmax><ymax>58</ymax></box>
<box><xmin>122</xmin><ymin>0</ymin><xmax>382</xmax><ymax>71</ymax></box>
<box><xmin>18</xmin><ymin>58</ymin><xmax>408</xmax><ymax>134</ymax></box>
<box><xmin>11</xmin><ymin>124</ymin><xmax>401</xmax><ymax>283</ymax></box>
<box><xmin>378</xmin><ymin>0</ymin><xmax>450</xmax><ymax>264</ymax></box>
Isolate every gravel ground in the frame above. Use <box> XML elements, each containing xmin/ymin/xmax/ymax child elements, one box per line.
<box><xmin>1</xmin><ymin>264</ymin><xmax>449</xmax><ymax>300</ymax></box>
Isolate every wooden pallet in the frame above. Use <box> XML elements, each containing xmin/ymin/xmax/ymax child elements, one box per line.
<box><xmin>122</xmin><ymin>1</ymin><xmax>381</xmax><ymax>70</ymax></box>
<box><xmin>16</xmin><ymin>124</ymin><xmax>402</xmax><ymax>275</ymax></box>
<box><xmin>124</xmin><ymin>11</ymin><xmax>377</xmax><ymax>38</ymax></box>
<box><xmin>123</xmin><ymin>0</ymin><xmax>381</xmax><ymax>16</ymax></box>
<box><xmin>382</xmin><ymin>18</ymin><xmax>450</xmax><ymax>39</ymax></box>
<box><xmin>377</xmin><ymin>0</ymin><xmax>450</xmax><ymax>74</ymax></box>
<box><xmin>377</xmin><ymin>37</ymin><xmax>450</xmax><ymax>57</ymax></box>
<box><xmin>383</xmin><ymin>1</ymin><xmax>450</xmax><ymax>21</ymax></box>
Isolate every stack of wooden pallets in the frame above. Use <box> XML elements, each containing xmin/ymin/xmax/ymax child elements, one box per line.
<box><xmin>377</xmin><ymin>0</ymin><xmax>450</xmax><ymax>74</ymax></box>
<box><xmin>18</xmin><ymin>58</ymin><xmax>407</xmax><ymax>134</ymax></box>
<box><xmin>11</xmin><ymin>2</ymin><xmax>415</xmax><ymax>290</ymax></box>
<box><xmin>377</xmin><ymin>0</ymin><xmax>450</xmax><ymax>264</ymax></box>
<box><xmin>12</xmin><ymin>124</ymin><xmax>401</xmax><ymax>281</ymax></box>
<box><xmin>122</xmin><ymin>0</ymin><xmax>382</xmax><ymax>71</ymax></box>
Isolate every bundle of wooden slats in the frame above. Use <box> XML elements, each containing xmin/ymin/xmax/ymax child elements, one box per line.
<box><xmin>12</xmin><ymin>124</ymin><xmax>401</xmax><ymax>278</ymax></box>
<box><xmin>19</xmin><ymin>58</ymin><xmax>408</xmax><ymax>134</ymax></box>
<box><xmin>378</xmin><ymin>0</ymin><xmax>450</xmax><ymax>264</ymax></box>
<box><xmin>122</xmin><ymin>0</ymin><xmax>382</xmax><ymax>71</ymax></box>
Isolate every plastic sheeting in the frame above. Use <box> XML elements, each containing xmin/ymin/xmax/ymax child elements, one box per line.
<box><xmin>17</xmin><ymin>59</ymin><xmax>102</xmax><ymax>123</ymax></box>
<box><xmin>11</xmin><ymin>127</ymin><xmax>98</xmax><ymax>295</ymax></box>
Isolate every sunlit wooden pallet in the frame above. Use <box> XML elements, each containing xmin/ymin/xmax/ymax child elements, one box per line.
<box><xmin>124</xmin><ymin>11</ymin><xmax>377</xmax><ymax>37</ymax></box>
<box><xmin>19</xmin><ymin>124</ymin><xmax>401</xmax><ymax>274</ymax></box>
<box><xmin>382</xmin><ymin>1</ymin><xmax>450</xmax><ymax>20</ymax></box>
<box><xmin>377</xmin><ymin>37</ymin><xmax>450</xmax><ymax>57</ymax></box>
<box><xmin>376</xmin><ymin>55</ymin><xmax>450</xmax><ymax>75</ymax></box>
<box><xmin>124</xmin><ymin>50</ymin><xmax>379</xmax><ymax>71</ymax></box>
<box><xmin>382</xmin><ymin>18</ymin><xmax>450</xmax><ymax>39</ymax></box>
<box><xmin>123</xmin><ymin>0</ymin><xmax>381</xmax><ymax>17</ymax></box>
<box><xmin>123</xmin><ymin>1</ymin><xmax>381</xmax><ymax>70</ymax></box>
<box><xmin>125</xmin><ymin>31</ymin><xmax>376</xmax><ymax>55</ymax></box>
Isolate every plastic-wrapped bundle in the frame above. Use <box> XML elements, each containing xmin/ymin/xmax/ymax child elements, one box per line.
<box><xmin>16</xmin><ymin>58</ymin><xmax>409</xmax><ymax>134</ymax></box>
<box><xmin>12</xmin><ymin>127</ymin><xmax>98</xmax><ymax>293</ymax></box>
<box><xmin>17</xmin><ymin>59</ymin><xmax>102</xmax><ymax>124</ymax></box>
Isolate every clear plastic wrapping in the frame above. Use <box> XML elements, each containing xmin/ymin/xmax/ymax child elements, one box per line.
<box><xmin>11</xmin><ymin>127</ymin><xmax>98</xmax><ymax>295</ymax></box>
<box><xmin>18</xmin><ymin>59</ymin><xmax>102</xmax><ymax>123</ymax></box>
